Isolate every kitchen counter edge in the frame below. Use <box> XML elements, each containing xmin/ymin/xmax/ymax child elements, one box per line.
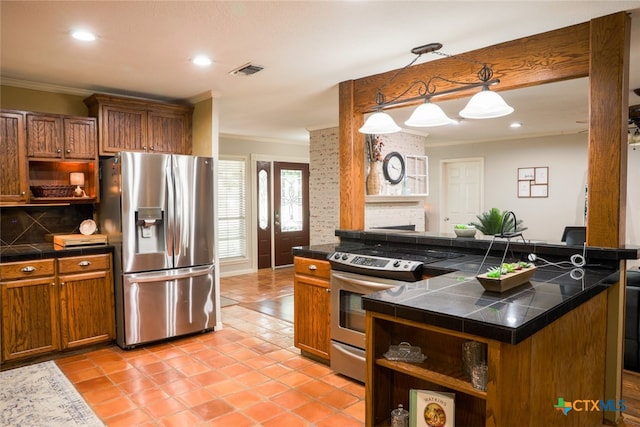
<box><xmin>0</xmin><ymin>243</ymin><xmax>114</xmax><ymax>263</ymax></box>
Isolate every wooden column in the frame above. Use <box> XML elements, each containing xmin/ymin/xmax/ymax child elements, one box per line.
<box><xmin>588</xmin><ymin>12</ymin><xmax>631</xmax><ymax>425</ymax></box>
<box><xmin>339</xmin><ymin>80</ymin><xmax>365</xmax><ymax>229</ymax></box>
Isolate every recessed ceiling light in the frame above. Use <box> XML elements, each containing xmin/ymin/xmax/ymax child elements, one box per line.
<box><xmin>71</xmin><ymin>29</ymin><xmax>96</xmax><ymax>42</ymax></box>
<box><xmin>192</xmin><ymin>55</ymin><xmax>212</xmax><ymax>67</ymax></box>
<box><xmin>510</xmin><ymin>122</ymin><xmax>523</xmax><ymax>128</ymax></box>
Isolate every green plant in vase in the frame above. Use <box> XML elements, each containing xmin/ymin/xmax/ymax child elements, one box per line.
<box><xmin>470</xmin><ymin>208</ymin><xmax>527</xmax><ymax>236</ymax></box>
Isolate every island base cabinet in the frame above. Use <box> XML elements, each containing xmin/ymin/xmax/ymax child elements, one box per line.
<box><xmin>366</xmin><ymin>290</ymin><xmax>607</xmax><ymax>427</ymax></box>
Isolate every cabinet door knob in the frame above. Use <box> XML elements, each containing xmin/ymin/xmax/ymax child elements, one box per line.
<box><xmin>56</xmin><ymin>148</ymin><xmax>62</xmax><ymax>153</ymax></box>
<box><xmin>21</xmin><ymin>191</ymin><xmax>26</xmax><ymax>196</ymax></box>
<box><xmin>308</xmin><ymin>264</ymin><xmax>317</xmax><ymax>271</ymax></box>
<box><xmin>78</xmin><ymin>261</ymin><xmax>91</xmax><ymax>267</ymax></box>
<box><xmin>149</xmin><ymin>146</ymin><xmax>155</xmax><ymax>151</ymax></box>
<box><xmin>66</xmin><ymin>148</ymin><xmax>71</xmax><ymax>154</ymax></box>
<box><xmin>61</xmin><ymin>282</ymin><xmax>65</xmax><ymax>286</ymax></box>
<box><xmin>51</xmin><ymin>282</ymin><xmax>55</xmax><ymax>287</ymax></box>
<box><xmin>21</xmin><ymin>266</ymin><xmax>36</xmax><ymax>273</ymax></box>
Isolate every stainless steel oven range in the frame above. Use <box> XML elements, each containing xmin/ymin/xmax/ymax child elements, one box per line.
<box><xmin>328</xmin><ymin>250</ymin><xmax>424</xmax><ymax>383</ymax></box>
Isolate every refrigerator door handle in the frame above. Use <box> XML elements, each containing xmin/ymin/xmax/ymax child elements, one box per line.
<box><xmin>127</xmin><ymin>266</ymin><xmax>213</xmax><ymax>283</ymax></box>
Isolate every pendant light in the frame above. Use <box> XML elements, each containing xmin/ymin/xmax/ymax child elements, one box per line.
<box><xmin>358</xmin><ymin>43</ymin><xmax>514</xmax><ymax>135</ymax></box>
<box><xmin>404</xmin><ymin>100</ymin><xmax>455</xmax><ymax>127</ymax></box>
<box><xmin>459</xmin><ymin>87</ymin><xmax>514</xmax><ymax>119</ymax></box>
<box><xmin>359</xmin><ymin>111</ymin><xmax>402</xmax><ymax>134</ymax></box>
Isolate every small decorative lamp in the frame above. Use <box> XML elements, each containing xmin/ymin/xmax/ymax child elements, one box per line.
<box><xmin>70</xmin><ymin>172</ymin><xmax>85</xmax><ymax>197</ymax></box>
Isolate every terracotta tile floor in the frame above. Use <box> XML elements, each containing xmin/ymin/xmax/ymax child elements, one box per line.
<box><xmin>56</xmin><ymin>267</ymin><xmax>365</xmax><ymax>426</ymax></box>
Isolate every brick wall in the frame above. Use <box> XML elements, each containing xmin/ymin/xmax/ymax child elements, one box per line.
<box><xmin>309</xmin><ymin>127</ymin><xmax>427</xmax><ymax>242</ymax></box>
<box><xmin>309</xmin><ymin>128</ymin><xmax>340</xmax><ymax>244</ymax></box>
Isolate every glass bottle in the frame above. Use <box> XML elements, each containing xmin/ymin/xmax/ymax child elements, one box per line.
<box><xmin>390</xmin><ymin>403</ymin><xmax>409</xmax><ymax>427</ymax></box>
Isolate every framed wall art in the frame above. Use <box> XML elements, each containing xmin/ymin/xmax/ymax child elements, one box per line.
<box><xmin>518</xmin><ymin>166</ymin><xmax>548</xmax><ymax>198</ymax></box>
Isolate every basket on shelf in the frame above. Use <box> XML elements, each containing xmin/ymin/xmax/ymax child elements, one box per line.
<box><xmin>30</xmin><ymin>185</ymin><xmax>76</xmax><ymax>198</ymax></box>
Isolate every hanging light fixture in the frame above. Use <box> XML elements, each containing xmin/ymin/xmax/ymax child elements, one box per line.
<box><xmin>359</xmin><ymin>43</ymin><xmax>514</xmax><ymax>134</ymax></box>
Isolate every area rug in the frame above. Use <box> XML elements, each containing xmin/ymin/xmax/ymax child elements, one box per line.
<box><xmin>0</xmin><ymin>360</ymin><xmax>104</xmax><ymax>427</ymax></box>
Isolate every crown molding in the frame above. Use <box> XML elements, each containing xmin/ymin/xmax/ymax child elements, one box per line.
<box><xmin>1</xmin><ymin>77</ymin><xmax>94</xmax><ymax>97</ymax></box>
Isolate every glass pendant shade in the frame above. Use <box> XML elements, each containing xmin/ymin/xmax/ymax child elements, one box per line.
<box><xmin>459</xmin><ymin>88</ymin><xmax>514</xmax><ymax>119</ymax></box>
<box><xmin>405</xmin><ymin>101</ymin><xmax>454</xmax><ymax>127</ymax></box>
<box><xmin>359</xmin><ymin>111</ymin><xmax>402</xmax><ymax>134</ymax></box>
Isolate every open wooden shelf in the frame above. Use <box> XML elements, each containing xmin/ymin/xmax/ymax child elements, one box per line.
<box><xmin>375</xmin><ymin>357</ymin><xmax>487</xmax><ymax>399</ymax></box>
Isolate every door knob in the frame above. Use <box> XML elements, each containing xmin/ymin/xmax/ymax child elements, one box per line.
<box><xmin>444</xmin><ymin>217</ymin><xmax>450</xmax><ymax>221</ymax></box>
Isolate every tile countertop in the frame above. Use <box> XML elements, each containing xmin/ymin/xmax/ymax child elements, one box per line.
<box><xmin>293</xmin><ymin>230</ymin><xmax>640</xmax><ymax>345</ymax></box>
<box><xmin>0</xmin><ymin>243</ymin><xmax>114</xmax><ymax>263</ymax></box>
<box><xmin>361</xmin><ymin>254</ymin><xmax>615</xmax><ymax>344</ymax></box>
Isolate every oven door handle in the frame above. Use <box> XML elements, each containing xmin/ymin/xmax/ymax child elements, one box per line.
<box><xmin>331</xmin><ymin>271</ymin><xmax>397</xmax><ymax>290</ymax></box>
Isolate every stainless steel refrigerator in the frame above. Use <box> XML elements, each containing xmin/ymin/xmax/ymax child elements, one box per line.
<box><xmin>100</xmin><ymin>152</ymin><xmax>216</xmax><ymax>348</ymax></box>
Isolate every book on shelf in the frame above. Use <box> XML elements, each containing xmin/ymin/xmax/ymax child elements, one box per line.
<box><xmin>409</xmin><ymin>389</ymin><xmax>455</xmax><ymax>427</ymax></box>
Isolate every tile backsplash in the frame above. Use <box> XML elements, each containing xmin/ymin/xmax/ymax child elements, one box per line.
<box><xmin>0</xmin><ymin>205</ymin><xmax>94</xmax><ymax>246</ymax></box>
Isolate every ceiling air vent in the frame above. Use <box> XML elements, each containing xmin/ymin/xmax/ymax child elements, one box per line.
<box><xmin>229</xmin><ymin>63</ymin><xmax>264</xmax><ymax>76</ymax></box>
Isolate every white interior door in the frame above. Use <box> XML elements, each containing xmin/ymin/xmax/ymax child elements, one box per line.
<box><xmin>440</xmin><ymin>158</ymin><xmax>484</xmax><ymax>232</ymax></box>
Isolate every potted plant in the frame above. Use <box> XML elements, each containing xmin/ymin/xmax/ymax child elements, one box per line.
<box><xmin>470</xmin><ymin>208</ymin><xmax>527</xmax><ymax>236</ymax></box>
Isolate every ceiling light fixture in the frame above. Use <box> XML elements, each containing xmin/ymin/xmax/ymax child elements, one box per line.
<box><xmin>359</xmin><ymin>43</ymin><xmax>514</xmax><ymax>134</ymax></box>
<box><xmin>192</xmin><ymin>55</ymin><xmax>212</xmax><ymax>66</ymax></box>
<box><xmin>71</xmin><ymin>29</ymin><xmax>96</xmax><ymax>42</ymax></box>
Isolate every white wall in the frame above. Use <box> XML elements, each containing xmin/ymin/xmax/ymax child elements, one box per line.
<box><xmin>425</xmin><ymin>133</ymin><xmax>588</xmax><ymax>242</ymax></box>
<box><xmin>627</xmin><ymin>146</ymin><xmax>640</xmax><ymax>268</ymax></box>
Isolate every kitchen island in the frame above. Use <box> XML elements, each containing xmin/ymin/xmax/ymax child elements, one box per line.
<box><xmin>294</xmin><ymin>230</ymin><xmax>639</xmax><ymax>427</ymax></box>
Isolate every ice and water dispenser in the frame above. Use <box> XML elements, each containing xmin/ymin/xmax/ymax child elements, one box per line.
<box><xmin>135</xmin><ymin>207</ymin><xmax>165</xmax><ymax>254</ymax></box>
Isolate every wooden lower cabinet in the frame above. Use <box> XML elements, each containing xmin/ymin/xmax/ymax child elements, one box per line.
<box><xmin>293</xmin><ymin>256</ymin><xmax>331</xmax><ymax>361</ymax></box>
<box><xmin>0</xmin><ymin>254</ymin><xmax>115</xmax><ymax>363</ymax></box>
<box><xmin>0</xmin><ymin>259</ymin><xmax>58</xmax><ymax>361</ymax></box>
<box><xmin>58</xmin><ymin>254</ymin><xmax>115</xmax><ymax>349</ymax></box>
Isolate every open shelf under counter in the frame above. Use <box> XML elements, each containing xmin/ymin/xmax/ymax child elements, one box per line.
<box><xmin>375</xmin><ymin>357</ymin><xmax>487</xmax><ymax>400</ymax></box>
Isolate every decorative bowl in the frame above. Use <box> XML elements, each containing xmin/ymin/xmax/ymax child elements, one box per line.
<box><xmin>454</xmin><ymin>225</ymin><xmax>477</xmax><ymax>238</ymax></box>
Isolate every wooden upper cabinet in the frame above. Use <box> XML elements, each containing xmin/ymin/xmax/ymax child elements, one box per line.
<box><xmin>26</xmin><ymin>113</ymin><xmax>96</xmax><ymax>160</ymax></box>
<box><xmin>26</xmin><ymin>114</ymin><xmax>63</xmax><ymax>158</ymax></box>
<box><xmin>147</xmin><ymin>110</ymin><xmax>188</xmax><ymax>154</ymax></box>
<box><xmin>0</xmin><ymin>110</ymin><xmax>28</xmax><ymax>203</ymax></box>
<box><xmin>63</xmin><ymin>117</ymin><xmax>97</xmax><ymax>159</ymax></box>
<box><xmin>101</xmin><ymin>105</ymin><xmax>147</xmax><ymax>153</ymax></box>
<box><xmin>84</xmin><ymin>93</ymin><xmax>193</xmax><ymax>155</ymax></box>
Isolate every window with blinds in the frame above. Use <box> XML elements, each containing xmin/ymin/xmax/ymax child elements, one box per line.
<box><xmin>217</xmin><ymin>158</ymin><xmax>247</xmax><ymax>259</ymax></box>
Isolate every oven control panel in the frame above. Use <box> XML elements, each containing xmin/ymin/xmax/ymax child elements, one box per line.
<box><xmin>328</xmin><ymin>252</ymin><xmax>423</xmax><ymax>281</ymax></box>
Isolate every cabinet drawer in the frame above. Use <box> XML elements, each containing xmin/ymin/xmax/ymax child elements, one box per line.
<box><xmin>294</xmin><ymin>257</ymin><xmax>330</xmax><ymax>279</ymax></box>
<box><xmin>0</xmin><ymin>259</ymin><xmax>55</xmax><ymax>280</ymax></box>
<box><xmin>58</xmin><ymin>254</ymin><xmax>110</xmax><ymax>274</ymax></box>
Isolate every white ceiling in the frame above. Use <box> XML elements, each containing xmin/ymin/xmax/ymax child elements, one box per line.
<box><xmin>1</xmin><ymin>1</ymin><xmax>639</xmax><ymax>145</ymax></box>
